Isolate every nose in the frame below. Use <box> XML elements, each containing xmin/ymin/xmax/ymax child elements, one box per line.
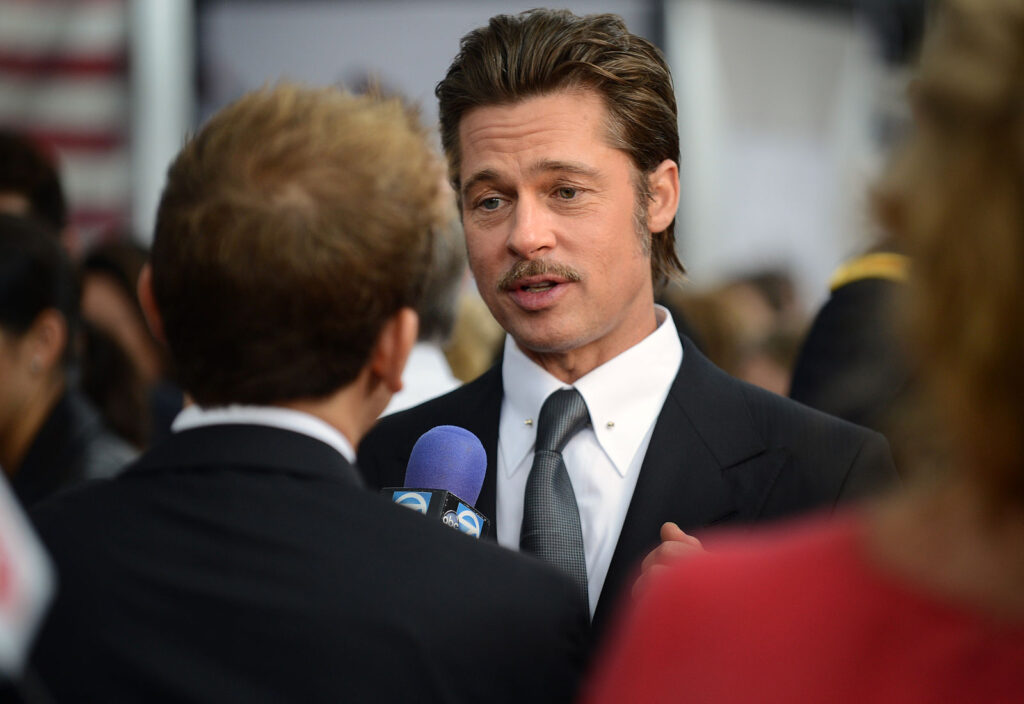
<box><xmin>506</xmin><ymin>196</ymin><xmax>555</xmax><ymax>259</ymax></box>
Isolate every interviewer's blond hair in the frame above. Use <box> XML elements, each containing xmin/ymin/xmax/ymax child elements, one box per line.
<box><xmin>153</xmin><ymin>84</ymin><xmax>445</xmax><ymax>406</ymax></box>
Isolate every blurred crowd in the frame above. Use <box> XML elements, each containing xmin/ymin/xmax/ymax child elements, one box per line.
<box><xmin>0</xmin><ymin>132</ymin><xmax>183</xmax><ymax>509</ymax></box>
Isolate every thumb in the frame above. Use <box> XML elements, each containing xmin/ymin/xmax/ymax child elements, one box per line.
<box><xmin>660</xmin><ymin>521</ymin><xmax>687</xmax><ymax>541</ymax></box>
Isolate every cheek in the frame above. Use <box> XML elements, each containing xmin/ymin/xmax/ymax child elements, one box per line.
<box><xmin>465</xmin><ymin>234</ymin><xmax>497</xmax><ymax>276</ymax></box>
<box><xmin>0</xmin><ymin>356</ymin><xmax>23</xmax><ymax>411</ymax></box>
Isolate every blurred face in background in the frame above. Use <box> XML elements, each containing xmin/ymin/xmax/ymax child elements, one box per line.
<box><xmin>0</xmin><ymin>317</ymin><xmax>62</xmax><ymax>473</ymax></box>
<box><xmin>0</xmin><ymin>326</ymin><xmax>33</xmax><ymax>450</ymax></box>
<box><xmin>81</xmin><ymin>271</ymin><xmax>163</xmax><ymax>385</ymax></box>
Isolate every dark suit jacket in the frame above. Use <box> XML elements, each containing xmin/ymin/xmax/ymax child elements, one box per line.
<box><xmin>28</xmin><ymin>424</ymin><xmax>588</xmax><ymax>703</ymax></box>
<box><xmin>789</xmin><ymin>276</ymin><xmax>911</xmax><ymax>439</ymax></box>
<box><xmin>358</xmin><ymin>337</ymin><xmax>898</xmax><ymax>637</ymax></box>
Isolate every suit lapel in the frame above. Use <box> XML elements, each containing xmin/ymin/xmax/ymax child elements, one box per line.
<box><xmin>594</xmin><ymin>339</ymin><xmax>788</xmax><ymax>631</ymax></box>
<box><xmin>416</xmin><ymin>364</ymin><xmax>503</xmax><ymax>532</ymax></box>
<box><xmin>596</xmin><ymin>371</ymin><xmax>736</xmax><ymax>631</ymax></box>
<box><xmin>454</xmin><ymin>366</ymin><xmax>503</xmax><ymax>524</ymax></box>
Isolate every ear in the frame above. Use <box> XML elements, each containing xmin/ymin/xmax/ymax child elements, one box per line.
<box><xmin>137</xmin><ymin>264</ymin><xmax>167</xmax><ymax>345</ymax></box>
<box><xmin>370</xmin><ymin>307</ymin><xmax>418</xmax><ymax>393</ymax></box>
<box><xmin>645</xmin><ymin>159</ymin><xmax>680</xmax><ymax>235</ymax></box>
<box><xmin>28</xmin><ymin>309</ymin><xmax>68</xmax><ymax>373</ymax></box>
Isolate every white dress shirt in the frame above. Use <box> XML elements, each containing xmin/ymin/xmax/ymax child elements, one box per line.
<box><xmin>172</xmin><ymin>404</ymin><xmax>356</xmax><ymax>464</ymax></box>
<box><xmin>496</xmin><ymin>306</ymin><xmax>683</xmax><ymax>615</ymax></box>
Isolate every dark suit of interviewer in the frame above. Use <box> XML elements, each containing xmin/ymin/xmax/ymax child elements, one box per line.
<box><xmin>27</xmin><ymin>85</ymin><xmax>588</xmax><ymax>704</ymax></box>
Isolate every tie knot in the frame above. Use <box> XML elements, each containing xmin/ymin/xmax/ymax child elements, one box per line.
<box><xmin>535</xmin><ymin>388</ymin><xmax>590</xmax><ymax>454</ymax></box>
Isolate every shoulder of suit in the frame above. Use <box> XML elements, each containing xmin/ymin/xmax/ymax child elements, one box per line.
<box><xmin>676</xmin><ymin>337</ymin><xmax>879</xmax><ymax>441</ymax></box>
<box><xmin>733</xmin><ymin>373</ymin><xmax>881</xmax><ymax>444</ymax></box>
<box><xmin>829</xmin><ymin>252</ymin><xmax>909</xmax><ymax>291</ymax></box>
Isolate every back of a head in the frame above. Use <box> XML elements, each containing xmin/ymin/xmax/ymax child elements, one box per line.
<box><xmin>152</xmin><ymin>84</ymin><xmax>445</xmax><ymax>406</ymax></box>
<box><xmin>0</xmin><ymin>213</ymin><xmax>78</xmax><ymax>350</ymax></box>
<box><xmin>0</xmin><ymin>129</ymin><xmax>68</xmax><ymax>232</ymax></box>
<box><xmin>82</xmin><ymin>240</ymin><xmax>150</xmax><ymax>304</ymax></box>
<box><xmin>874</xmin><ymin>0</ymin><xmax>1024</xmax><ymax>507</ymax></box>
<box><xmin>81</xmin><ymin>239</ymin><xmax>169</xmax><ymax>380</ymax></box>
<box><xmin>436</xmin><ymin>8</ymin><xmax>683</xmax><ymax>286</ymax></box>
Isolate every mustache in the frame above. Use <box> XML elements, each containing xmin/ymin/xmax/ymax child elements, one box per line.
<box><xmin>497</xmin><ymin>259</ymin><xmax>582</xmax><ymax>292</ymax></box>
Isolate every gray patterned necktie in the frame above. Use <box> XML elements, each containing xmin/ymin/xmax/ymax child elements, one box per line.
<box><xmin>520</xmin><ymin>387</ymin><xmax>590</xmax><ymax>608</ymax></box>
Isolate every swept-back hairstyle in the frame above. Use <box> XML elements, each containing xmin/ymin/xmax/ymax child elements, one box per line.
<box><xmin>874</xmin><ymin>0</ymin><xmax>1024</xmax><ymax>508</ymax></box>
<box><xmin>436</xmin><ymin>9</ymin><xmax>684</xmax><ymax>286</ymax></box>
<box><xmin>152</xmin><ymin>84</ymin><xmax>445</xmax><ymax>406</ymax></box>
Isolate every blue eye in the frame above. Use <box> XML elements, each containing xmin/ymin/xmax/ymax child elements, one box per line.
<box><xmin>480</xmin><ymin>197</ymin><xmax>501</xmax><ymax>211</ymax></box>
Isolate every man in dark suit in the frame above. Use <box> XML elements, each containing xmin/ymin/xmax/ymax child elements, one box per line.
<box><xmin>789</xmin><ymin>245</ymin><xmax>913</xmax><ymax>455</ymax></box>
<box><xmin>26</xmin><ymin>85</ymin><xmax>588</xmax><ymax>703</ymax></box>
<box><xmin>357</xmin><ymin>9</ymin><xmax>898</xmax><ymax>639</ymax></box>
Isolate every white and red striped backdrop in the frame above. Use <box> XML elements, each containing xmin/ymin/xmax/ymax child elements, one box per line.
<box><xmin>0</xmin><ymin>0</ymin><xmax>130</xmax><ymax>252</ymax></box>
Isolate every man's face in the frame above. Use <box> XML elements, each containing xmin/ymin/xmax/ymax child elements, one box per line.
<box><xmin>0</xmin><ymin>326</ymin><xmax>35</xmax><ymax>454</ymax></box>
<box><xmin>458</xmin><ymin>89</ymin><xmax>657</xmax><ymax>375</ymax></box>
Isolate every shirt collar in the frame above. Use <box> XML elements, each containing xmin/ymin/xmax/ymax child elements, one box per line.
<box><xmin>499</xmin><ymin>305</ymin><xmax>683</xmax><ymax>478</ymax></box>
<box><xmin>171</xmin><ymin>404</ymin><xmax>356</xmax><ymax>463</ymax></box>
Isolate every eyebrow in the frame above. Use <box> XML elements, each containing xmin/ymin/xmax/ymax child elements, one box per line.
<box><xmin>461</xmin><ymin>169</ymin><xmax>503</xmax><ymax>199</ymax></box>
<box><xmin>461</xmin><ymin>160</ymin><xmax>601</xmax><ymax>200</ymax></box>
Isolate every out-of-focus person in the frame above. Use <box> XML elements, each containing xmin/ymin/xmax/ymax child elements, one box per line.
<box><xmin>585</xmin><ymin>1</ymin><xmax>1024</xmax><ymax>700</ymax></box>
<box><xmin>0</xmin><ymin>214</ymin><xmax>135</xmax><ymax>509</ymax></box>
<box><xmin>660</xmin><ymin>270</ymin><xmax>808</xmax><ymax>397</ymax></box>
<box><xmin>0</xmin><ymin>130</ymin><xmax>70</xmax><ymax>249</ymax></box>
<box><xmin>789</xmin><ymin>239</ymin><xmax>915</xmax><ymax>468</ymax></box>
<box><xmin>79</xmin><ymin>240</ymin><xmax>183</xmax><ymax>447</ymax></box>
<box><xmin>715</xmin><ymin>270</ymin><xmax>807</xmax><ymax>396</ymax></box>
<box><xmin>381</xmin><ymin>193</ymin><xmax>464</xmax><ymax>415</ymax></box>
<box><xmin>26</xmin><ymin>84</ymin><xmax>588</xmax><ymax>703</ymax></box>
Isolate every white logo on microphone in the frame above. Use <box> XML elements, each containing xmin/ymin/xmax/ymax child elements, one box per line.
<box><xmin>456</xmin><ymin>504</ymin><xmax>482</xmax><ymax>538</ymax></box>
<box><xmin>393</xmin><ymin>491</ymin><xmax>430</xmax><ymax>515</ymax></box>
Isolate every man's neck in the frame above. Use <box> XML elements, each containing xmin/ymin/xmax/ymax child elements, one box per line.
<box><xmin>279</xmin><ymin>367</ymin><xmax>389</xmax><ymax>452</ymax></box>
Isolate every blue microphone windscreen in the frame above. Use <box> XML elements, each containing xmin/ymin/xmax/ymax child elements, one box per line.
<box><xmin>404</xmin><ymin>426</ymin><xmax>487</xmax><ymax>507</ymax></box>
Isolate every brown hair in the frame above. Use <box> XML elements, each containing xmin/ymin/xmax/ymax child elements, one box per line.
<box><xmin>152</xmin><ymin>84</ymin><xmax>445</xmax><ymax>406</ymax></box>
<box><xmin>436</xmin><ymin>9</ymin><xmax>684</xmax><ymax>287</ymax></box>
<box><xmin>0</xmin><ymin>213</ymin><xmax>79</xmax><ymax>365</ymax></box>
<box><xmin>874</xmin><ymin>0</ymin><xmax>1024</xmax><ymax>507</ymax></box>
<box><xmin>0</xmin><ymin>130</ymin><xmax>67</xmax><ymax>232</ymax></box>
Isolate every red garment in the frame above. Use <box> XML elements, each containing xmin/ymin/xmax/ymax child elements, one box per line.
<box><xmin>585</xmin><ymin>513</ymin><xmax>1024</xmax><ymax>704</ymax></box>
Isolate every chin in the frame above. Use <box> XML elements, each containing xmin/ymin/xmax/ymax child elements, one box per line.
<box><xmin>513</xmin><ymin>329</ymin><xmax>586</xmax><ymax>356</ymax></box>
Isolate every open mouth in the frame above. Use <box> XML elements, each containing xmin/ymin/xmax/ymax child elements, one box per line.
<box><xmin>503</xmin><ymin>275</ymin><xmax>571</xmax><ymax>310</ymax></box>
<box><xmin>520</xmin><ymin>281</ymin><xmax>557</xmax><ymax>293</ymax></box>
